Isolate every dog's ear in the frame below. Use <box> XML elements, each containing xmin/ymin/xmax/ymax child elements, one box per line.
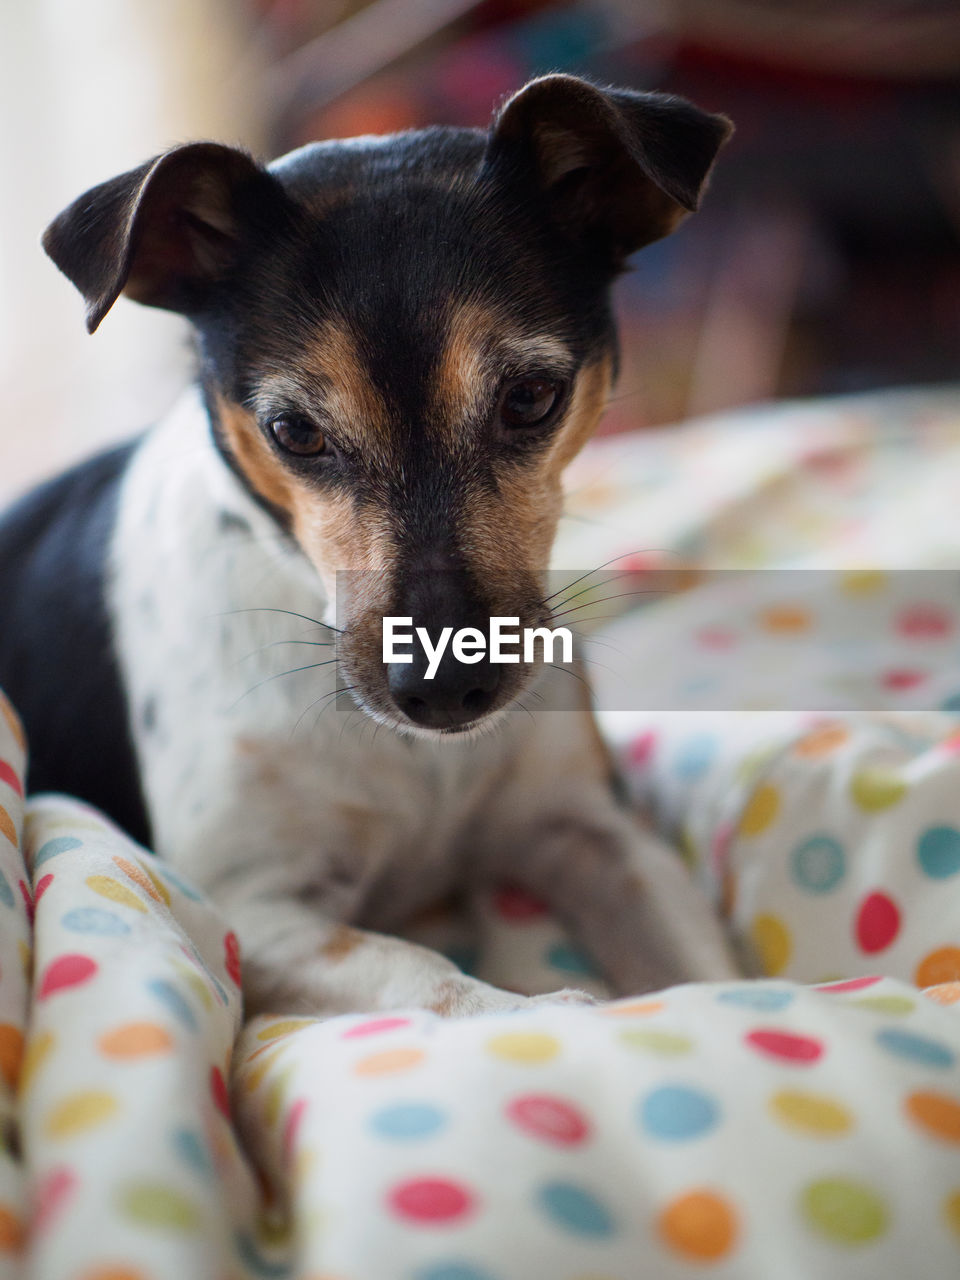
<box><xmin>486</xmin><ymin>75</ymin><xmax>732</xmax><ymax>264</ymax></box>
<box><xmin>43</xmin><ymin>143</ymin><xmax>287</xmax><ymax>333</ymax></box>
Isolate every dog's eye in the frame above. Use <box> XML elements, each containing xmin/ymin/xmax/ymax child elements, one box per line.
<box><xmin>269</xmin><ymin>414</ymin><xmax>326</xmax><ymax>456</ymax></box>
<box><xmin>500</xmin><ymin>377</ymin><xmax>564</xmax><ymax>429</ymax></box>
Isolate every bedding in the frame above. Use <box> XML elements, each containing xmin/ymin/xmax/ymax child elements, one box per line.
<box><xmin>1</xmin><ymin>386</ymin><xmax>959</xmax><ymax>1278</ymax></box>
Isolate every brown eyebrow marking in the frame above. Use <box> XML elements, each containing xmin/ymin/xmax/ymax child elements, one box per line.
<box><xmin>433</xmin><ymin>299</ymin><xmax>574</xmax><ymax>441</ymax></box>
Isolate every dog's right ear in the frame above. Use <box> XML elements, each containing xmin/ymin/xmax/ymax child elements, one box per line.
<box><xmin>43</xmin><ymin>143</ymin><xmax>288</xmax><ymax>333</ymax></box>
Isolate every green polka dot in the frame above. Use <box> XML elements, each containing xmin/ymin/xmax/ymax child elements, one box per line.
<box><xmin>119</xmin><ymin>1183</ymin><xmax>201</xmax><ymax>1232</ymax></box>
<box><xmin>851</xmin><ymin>995</ymin><xmax>915</xmax><ymax>1016</ymax></box>
<box><xmin>850</xmin><ymin>769</ymin><xmax>907</xmax><ymax>812</ymax></box>
<box><xmin>801</xmin><ymin>1178</ymin><xmax>888</xmax><ymax>1245</ymax></box>
<box><xmin>619</xmin><ymin>1029</ymin><xmax>694</xmax><ymax>1056</ymax></box>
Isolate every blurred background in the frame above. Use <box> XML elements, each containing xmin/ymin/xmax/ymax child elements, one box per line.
<box><xmin>2</xmin><ymin>0</ymin><xmax>959</xmax><ymax>502</ymax></box>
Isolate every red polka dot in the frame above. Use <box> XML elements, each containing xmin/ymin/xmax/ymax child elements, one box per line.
<box><xmin>813</xmin><ymin>976</ymin><xmax>882</xmax><ymax>994</ymax></box>
<box><xmin>0</xmin><ymin>761</ymin><xmax>22</xmax><ymax>797</ymax></box>
<box><xmin>855</xmin><ymin>892</ymin><xmax>901</xmax><ymax>953</ymax></box>
<box><xmin>745</xmin><ymin>1029</ymin><xmax>824</xmax><ymax>1064</ymax></box>
<box><xmin>342</xmin><ymin>1016</ymin><xmax>413</xmax><ymax>1039</ymax></box>
<box><xmin>882</xmin><ymin>669</ymin><xmax>926</xmax><ymax>691</ymax></box>
<box><xmin>506</xmin><ymin>1095</ymin><xmax>591</xmax><ymax>1146</ymax></box>
<box><xmin>697</xmin><ymin>626</ymin><xmax>737</xmax><ymax>650</ymax></box>
<box><xmin>210</xmin><ymin>1065</ymin><xmax>230</xmax><ymax>1119</ymax></box>
<box><xmin>38</xmin><ymin>954</ymin><xmax>97</xmax><ymax>999</ymax></box>
<box><xmin>897</xmin><ymin>605</ymin><xmax>953</xmax><ymax>640</ymax></box>
<box><xmin>388</xmin><ymin>1177</ymin><xmax>475</xmax><ymax>1224</ymax></box>
<box><xmin>627</xmin><ymin>731</ymin><xmax>658</xmax><ymax>767</ymax></box>
<box><xmin>223</xmin><ymin>932</ymin><xmax>241</xmax><ymax>986</ymax></box>
<box><xmin>34</xmin><ymin>875</ymin><xmax>54</xmax><ymax>906</ymax></box>
<box><xmin>493</xmin><ymin>884</ymin><xmax>549</xmax><ymax>920</ymax></box>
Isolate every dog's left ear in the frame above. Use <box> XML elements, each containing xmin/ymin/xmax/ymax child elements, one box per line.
<box><xmin>486</xmin><ymin>75</ymin><xmax>733</xmax><ymax>264</ymax></box>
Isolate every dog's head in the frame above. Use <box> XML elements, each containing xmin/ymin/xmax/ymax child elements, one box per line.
<box><xmin>44</xmin><ymin>75</ymin><xmax>730</xmax><ymax>735</ymax></box>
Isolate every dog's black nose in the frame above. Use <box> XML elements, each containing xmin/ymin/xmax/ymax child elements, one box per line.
<box><xmin>388</xmin><ymin>654</ymin><xmax>501</xmax><ymax>730</ymax></box>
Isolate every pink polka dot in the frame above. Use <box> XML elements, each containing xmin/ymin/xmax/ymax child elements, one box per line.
<box><xmin>627</xmin><ymin>731</ymin><xmax>658</xmax><ymax>767</ymax></box>
<box><xmin>34</xmin><ymin>874</ymin><xmax>54</xmax><ymax>906</ymax></box>
<box><xmin>38</xmin><ymin>954</ymin><xmax>97</xmax><ymax>999</ymax></box>
<box><xmin>745</xmin><ymin>1029</ymin><xmax>824</xmax><ymax>1064</ymax></box>
<box><xmin>388</xmin><ymin>1177</ymin><xmax>475</xmax><ymax>1224</ymax></box>
<box><xmin>342</xmin><ymin>1017</ymin><xmax>413</xmax><ymax>1039</ymax></box>
<box><xmin>697</xmin><ymin>626</ymin><xmax>737</xmax><ymax>650</ymax></box>
<box><xmin>897</xmin><ymin>605</ymin><xmax>953</xmax><ymax>640</ymax></box>
<box><xmin>32</xmin><ymin>1167</ymin><xmax>76</xmax><ymax>1234</ymax></box>
<box><xmin>813</xmin><ymin>976</ymin><xmax>882</xmax><ymax>994</ymax></box>
<box><xmin>855</xmin><ymin>892</ymin><xmax>901</xmax><ymax>953</ymax></box>
<box><xmin>882</xmin><ymin>669</ymin><xmax>926</xmax><ymax>691</ymax></box>
<box><xmin>506</xmin><ymin>1095</ymin><xmax>591</xmax><ymax>1146</ymax></box>
<box><xmin>493</xmin><ymin>884</ymin><xmax>549</xmax><ymax>921</ymax></box>
<box><xmin>0</xmin><ymin>761</ymin><xmax>22</xmax><ymax>797</ymax></box>
<box><xmin>283</xmin><ymin>1098</ymin><xmax>308</xmax><ymax>1162</ymax></box>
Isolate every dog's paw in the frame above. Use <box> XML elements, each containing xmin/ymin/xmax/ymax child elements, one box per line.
<box><xmin>431</xmin><ymin>978</ymin><xmax>598</xmax><ymax>1017</ymax></box>
<box><xmin>523</xmin><ymin>987</ymin><xmax>599</xmax><ymax>1009</ymax></box>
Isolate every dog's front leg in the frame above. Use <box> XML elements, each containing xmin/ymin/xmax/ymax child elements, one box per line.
<box><xmin>493</xmin><ymin>804</ymin><xmax>741</xmax><ymax>997</ymax></box>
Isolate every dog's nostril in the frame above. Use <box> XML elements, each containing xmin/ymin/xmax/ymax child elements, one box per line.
<box><xmin>403</xmin><ymin>695</ymin><xmax>428</xmax><ymax>719</ymax></box>
<box><xmin>461</xmin><ymin>687</ymin><xmax>493</xmax><ymax>715</ymax></box>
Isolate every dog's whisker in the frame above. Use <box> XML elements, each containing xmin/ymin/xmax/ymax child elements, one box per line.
<box><xmin>550</xmin><ymin>588</ymin><xmax>662</xmax><ymax>623</ymax></box>
<box><xmin>215</xmin><ymin>606</ymin><xmax>343</xmax><ymax>634</ymax></box>
<box><xmin>538</xmin><ymin>550</ymin><xmax>668</xmax><ymax>607</ymax></box>
<box><xmin>232</xmin><ymin>659</ymin><xmax>339</xmax><ymax>710</ymax></box>
<box><xmin>546</xmin><ymin>570</ymin><xmax>638</xmax><ymax>614</ymax></box>
<box><xmin>231</xmin><ymin>638</ymin><xmax>335</xmax><ymax>669</ymax></box>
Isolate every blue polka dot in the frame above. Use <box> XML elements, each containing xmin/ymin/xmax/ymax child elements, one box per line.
<box><xmin>940</xmin><ymin>691</ymin><xmax>960</xmax><ymax>712</ymax></box>
<box><xmin>640</xmin><ymin>1085</ymin><xmax>720</xmax><ymax>1141</ymax></box>
<box><xmin>0</xmin><ymin>870</ymin><xmax>13</xmax><ymax>909</ymax></box>
<box><xmin>917</xmin><ymin>826</ymin><xmax>960</xmax><ymax>880</ymax></box>
<box><xmin>371</xmin><ymin>1103</ymin><xmax>446</xmax><ymax>1140</ymax></box>
<box><xmin>234</xmin><ymin>1230</ymin><xmax>290</xmax><ymax>1278</ymax></box>
<box><xmin>415</xmin><ymin>1265</ymin><xmax>493</xmax><ymax>1280</ymax></box>
<box><xmin>62</xmin><ymin>907</ymin><xmax>130</xmax><ymax>936</ymax></box>
<box><xmin>674</xmin><ymin>734</ymin><xmax>717</xmax><ymax>781</ymax></box>
<box><xmin>537</xmin><ymin>1182</ymin><xmax>616</xmax><ymax>1238</ymax></box>
<box><xmin>33</xmin><ymin>836</ymin><xmax>82</xmax><ymax>868</ymax></box>
<box><xmin>791</xmin><ymin>835</ymin><xmax>846</xmax><ymax>893</ymax></box>
<box><xmin>172</xmin><ymin>1128</ymin><xmax>212</xmax><ymax>1177</ymax></box>
<box><xmin>716</xmin><ymin>986</ymin><xmax>796</xmax><ymax>1012</ymax></box>
<box><xmin>147</xmin><ymin>978</ymin><xmax>198</xmax><ymax>1031</ymax></box>
<box><xmin>875</xmin><ymin>1028</ymin><xmax>955</xmax><ymax>1069</ymax></box>
<box><xmin>546</xmin><ymin>943</ymin><xmax>598</xmax><ymax>977</ymax></box>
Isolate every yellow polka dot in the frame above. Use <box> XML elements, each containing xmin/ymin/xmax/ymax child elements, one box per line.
<box><xmin>85</xmin><ymin>876</ymin><xmax>148</xmax><ymax>913</ymax></box>
<box><xmin>264</xmin><ymin>1067</ymin><xmax>294</xmax><ymax>1128</ymax></box>
<box><xmin>771</xmin><ymin>1091</ymin><xmax>853</xmax><ymax>1136</ymax></box>
<box><xmin>850</xmin><ymin>769</ymin><xmax>907</xmax><ymax>812</ymax></box>
<box><xmin>794</xmin><ymin>723</ymin><xmax>849</xmax><ymax>758</ymax></box>
<box><xmin>256</xmin><ymin>1019</ymin><xmax>314</xmax><ymax>1041</ymax></box>
<box><xmin>751</xmin><ymin>914</ymin><xmax>792</xmax><ymax>975</ymax></box>
<box><xmin>738</xmin><ymin>784</ymin><xmax>780</xmax><ymax>836</ymax></box>
<box><xmin>485</xmin><ymin>1031</ymin><xmax>561</xmax><ymax>1064</ymax></box>
<box><xmin>916</xmin><ymin>947</ymin><xmax>960</xmax><ymax>988</ymax></box>
<box><xmin>760</xmin><ymin>604</ymin><xmax>811</xmax><ymax>634</ymax></box>
<box><xmin>0</xmin><ymin>805</ymin><xmax>17</xmax><ymax>848</ymax></box>
<box><xmin>924</xmin><ymin>982</ymin><xmax>960</xmax><ymax>1007</ymax></box>
<box><xmin>0</xmin><ymin>1025</ymin><xmax>23</xmax><ymax>1091</ymax></box>
<box><xmin>173</xmin><ymin>963</ymin><xmax>213</xmax><ymax>1011</ymax></box>
<box><xmin>17</xmin><ymin>941</ymin><xmax>30</xmax><ymax>979</ymax></box>
<box><xmin>99</xmin><ymin>1023</ymin><xmax>173</xmax><ymax>1058</ymax></box>
<box><xmin>45</xmin><ymin>1090</ymin><xmax>118</xmax><ymax>1139</ymax></box>
<box><xmin>0</xmin><ymin>696</ymin><xmax>26</xmax><ymax>753</ymax></box>
<box><xmin>19</xmin><ymin>1031</ymin><xmax>55</xmax><ymax>1096</ymax></box>
<box><xmin>353</xmin><ymin>1047</ymin><xmax>425</xmax><ymax>1076</ymax></box>
<box><xmin>241</xmin><ymin>1048</ymin><xmax>283</xmax><ymax>1094</ymax></box>
<box><xmin>944</xmin><ymin>1191</ymin><xmax>960</xmax><ymax>1242</ymax></box>
<box><xmin>841</xmin><ymin>571</ymin><xmax>887</xmax><ymax>596</ymax></box>
<box><xmin>852</xmin><ymin>995</ymin><xmax>915</xmax><ymax>1016</ymax></box>
<box><xmin>906</xmin><ymin>1091</ymin><xmax>960</xmax><ymax>1144</ymax></box>
<box><xmin>620</xmin><ymin>1029</ymin><xmax>693</xmax><ymax>1055</ymax></box>
<box><xmin>603</xmin><ymin>999</ymin><xmax>664</xmax><ymax>1019</ymax></box>
<box><xmin>658</xmin><ymin>1189</ymin><xmax>738</xmax><ymax>1261</ymax></box>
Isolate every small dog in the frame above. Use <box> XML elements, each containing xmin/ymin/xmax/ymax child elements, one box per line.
<box><xmin>0</xmin><ymin>75</ymin><xmax>737</xmax><ymax>1014</ymax></box>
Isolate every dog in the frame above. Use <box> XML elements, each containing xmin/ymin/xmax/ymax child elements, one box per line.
<box><xmin>0</xmin><ymin>75</ymin><xmax>738</xmax><ymax>1015</ymax></box>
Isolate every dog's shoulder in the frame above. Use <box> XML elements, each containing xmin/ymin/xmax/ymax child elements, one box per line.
<box><xmin>0</xmin><ymin>439</ymin><xmax>151</xmax><ymax>842</ymax></box>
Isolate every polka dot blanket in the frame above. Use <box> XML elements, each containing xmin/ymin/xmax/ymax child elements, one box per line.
<box><xmin>1</xmin><ymin>387</ymin><xmax>959</xmax><ymax>1278</ymax></box>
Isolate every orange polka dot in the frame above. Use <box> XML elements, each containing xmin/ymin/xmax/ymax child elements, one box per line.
<box><xmin>0</xmin><ymin>1025</ymin><xmax>23</xmax><ymax>1091</ymax></box>
<box><xmin>79</xmin><ymin>1269</ymin><xmax>148</xmax><ymax>1280</ymax></box>
<box><xmin>0</xmin><ymin>697</ymin><xmax>25</xmax><ymax>753</ymax></box>
<box><xmin>658</xmin><ymin>1189</ymin><xmax>737</xmax><ymax>1261</ymax></box>
<box><xmin>113</xmin><ymin>857</ymin><xmax>169</xmax><ymax>906</ymax></box>
<box><xmin>0</xmin><ymin>805</ymin><xmax>17</xmax><ymax>848</ymax></box>
<box><xmin>924</xmin><ymin>982</ymin><xmax>960</xmax><ymax>1007</ymax></box>
<box><xmin>0</xmin><ymin>1204</ymin><xmax>23</xmax><ymax>1252</ymax></box>
<box><xmin>99</xmin><ymin>1023</ymin><xmax>173</xmax><ymax>1058</ymax></box>
<box><xmin>906</xmin><ymin>1091</ymin><xmax>960</xmax><ymax>1144</ymax></box>
<box><xmin>794</xmin><ymin>723</ymin><xmax>849</xmax><ymax>758</ymax></box>
<box><xmin>602</xmin><ymin>1000</ymin><xmax>664</xmax><ymax>1018</ymax></box>
<box><xmin>760</xmin><ymin>605</ymin><xmax>811</xmax><ymax>634</ymax></box>
<box><xmin>916</xmin><ymin>948</ymin><xmax>960</xmax><ymax>988</ymax></box>
<box><xmin>353</xmin><ymin>1048</ymin><xmax>425</xmax><ymax>1077</ymax></box>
